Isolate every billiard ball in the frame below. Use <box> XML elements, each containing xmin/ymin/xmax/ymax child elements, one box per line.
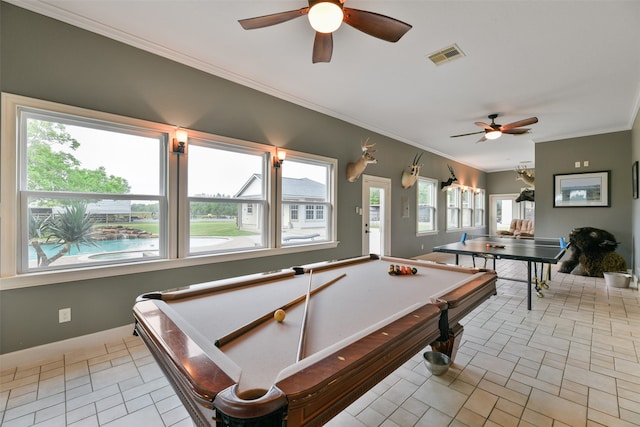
<box><xmin>274</xmin><ymin>309</ymin><xmax>286</xmax><ymax>322</ymax></box>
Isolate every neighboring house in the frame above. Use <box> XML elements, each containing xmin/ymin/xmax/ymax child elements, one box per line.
<box><xmin>85</xmin><ymin>200</ymin><xmax>132</xmax><ymax>222</ymax></box>
<box><xmin>30</xmin><ymin>200</ymin><xmax>132</xmax><ymax>222</ymax></box>
<box><xmin>235</xmin><ymin>174</ymin><xmax>326</xmax><ymax>232</ymax></box>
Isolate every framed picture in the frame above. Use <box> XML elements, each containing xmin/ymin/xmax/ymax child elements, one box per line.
<box><xmin>553</xmin><ymin>170</ymin><xmax>610</xmax><ymax>207</ymax></box>
<box><xmin>633</xmin><ymin>161</ymin><xmax>639</xmax><ymax>199</ymax></box>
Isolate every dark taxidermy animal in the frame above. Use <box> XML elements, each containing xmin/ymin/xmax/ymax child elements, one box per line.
<box><xmin>440</xmin><ymin>164</ymin><xmax>458</xmax><ymax>190</ymax></box>
<box><xmin>516</xmin><ymin>189</ymin><xmax>535</xmax><ymax>202</ymax></box>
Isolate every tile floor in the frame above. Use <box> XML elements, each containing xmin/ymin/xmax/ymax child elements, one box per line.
<box><xmin>1</xmin><ymin>257</ymin><xmax>639</xmax><ymax>426</ymax></box>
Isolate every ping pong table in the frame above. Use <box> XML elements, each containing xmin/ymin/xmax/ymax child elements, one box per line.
<box><xmin>433</xmin><ymin>235</ymin><xmax>567</xmax><ymax>310</ymax></box>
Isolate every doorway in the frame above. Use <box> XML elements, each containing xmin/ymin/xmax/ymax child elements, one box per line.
<box><xmin>362</xmin><ymin>175</ymin><xmax>391</xmax><ymax>256</ymax></box>
<box><xmin>489</xmin><ymin>193</ymin><xmax>535</xmax><ymax>235</ymax></box>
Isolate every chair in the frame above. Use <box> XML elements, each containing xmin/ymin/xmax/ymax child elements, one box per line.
<box><xmin>497</xmin><ymin>219</ymin><xmax>534</xmax><ymax>238</ymax></box>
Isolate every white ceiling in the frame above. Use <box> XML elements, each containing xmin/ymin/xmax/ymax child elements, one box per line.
<box><xmin>9</xmin><ymin>0</ymin><xmax>640</xmax><ymax>172</ymax></box>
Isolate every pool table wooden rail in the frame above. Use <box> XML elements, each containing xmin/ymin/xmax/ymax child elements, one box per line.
<box><xmin>133</xmin><ymin>300</ymin><xmax>236</xmax><ymax>403</ymax></box>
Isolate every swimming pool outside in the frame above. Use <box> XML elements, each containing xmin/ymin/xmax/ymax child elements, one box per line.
<box><xmin>28</xmin><ymin>237</ymin><xmax>227</xmax><ymax>261</ymax></box>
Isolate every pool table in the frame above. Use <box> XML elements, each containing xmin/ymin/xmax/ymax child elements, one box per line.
<box><xmin>133</xmin><ymin>255</ymin><xmax>496</xmax><ymax>426</ymax></box>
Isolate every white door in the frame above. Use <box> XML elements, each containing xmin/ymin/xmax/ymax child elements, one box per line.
<box><xmin>362</xmin><ymin>175</ymin><xmax>391</xmax><ymax>256</ymax></box>
<box><xmin>489</xmin><ymin>194</ymin><xmax>518</xmax><ymax>235</ymax></box>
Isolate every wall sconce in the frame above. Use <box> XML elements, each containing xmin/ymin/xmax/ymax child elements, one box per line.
<box><xmin>274</xmin><ymin>148</ymin><xmax>286</xmax><ymax>168</ymax></box>
<box><xmin>173</xmin><ymin>129</ymin><xmax>188</xmax><ymax>153</ymax></box>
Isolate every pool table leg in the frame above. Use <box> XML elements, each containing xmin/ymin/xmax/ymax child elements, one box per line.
<box><xmin>430</xmin><ymin>323</ymin><xmax>464</xmax><ymax>362</ymax></box>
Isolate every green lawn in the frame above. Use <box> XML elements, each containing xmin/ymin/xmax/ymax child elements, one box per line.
<box><xmin>190</xmin><ymin>221</ymin><xmax>256</xmax><ymax>236</ymax></box>
<box><xmin>102</xmin><ymin>221</ymin><xmax>256</xmax><ymax>237</ymax></box>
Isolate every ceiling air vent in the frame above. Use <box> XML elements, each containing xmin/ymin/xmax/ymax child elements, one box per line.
<box><xmin>427</xmin><ymin>44</ymin><xmax>465</xmax><ymax>65</ymax></box>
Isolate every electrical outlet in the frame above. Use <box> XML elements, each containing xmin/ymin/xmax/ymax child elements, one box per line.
<box><xmin>583</xmin><ymin>160</ymin><xmax>589</xmax><ymax>167</ymax></box>
<box><xmin>59</xmin><ymin>308</ymin><xmax>71</xmax><ymax>323</ymax></box>
<box><xmin>574</xmin><ymin>161</ymin><xmax>581</xmax><ymax>168</ymax></box>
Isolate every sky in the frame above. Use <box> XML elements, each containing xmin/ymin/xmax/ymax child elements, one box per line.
<box><xmin>64</xmin><ymin>124</ymin><xmax>327</xmax><ymax>196</ymax></box>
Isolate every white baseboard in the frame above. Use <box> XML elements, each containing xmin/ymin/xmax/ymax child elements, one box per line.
<box><xmin>0</xmin><ymin>324</ymin><xmax>135</xmax><ymax>370</ymax></box>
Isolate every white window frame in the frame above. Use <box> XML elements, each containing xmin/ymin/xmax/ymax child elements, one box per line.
<box><xmin>416</xmin><ymin>176</ymin><xmax>437</xmax><ymax>235</ymax></box>
<box><xmin>16</xmin><ymin>108</ymin><xmax>170</xmax><ymax>274</ymax></box>
<box><xmin>461</xmin><ymin>188</ymin><xmax>474</xmax><ymax>228</ymax></box>
<box><xmin>183</xmin><ymin>134</ymin><xmax>271</xmax><ymax>256</ymax></box>
<box><xmin>1</xmin><ymin>93</ymin><xmax>338</xmax><ymax>289</ymax></box>
<box><xmin>446</xmin><ymin>186</ymin><xmax>461</xmax><ymax>230</ymax></box>
<box><xmin>279</xmin><ymin>152</ymin><xmax>337</xmax><ymax>247</ymax></box>
<box><xmin>473</xmin><ymin>189</ymin><xmax>486</xmax><ymax>227</ymax></box>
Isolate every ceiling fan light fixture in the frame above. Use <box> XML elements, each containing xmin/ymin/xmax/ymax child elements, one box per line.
<box><xmin>485</xmin><ymin>130</ymin><xmax>502</xmax><ymax>140</ymax></box>
<box><xmin>308</xmin><ymin>1</ymin><xmax>344</xmax><ymax>33</ymax></box>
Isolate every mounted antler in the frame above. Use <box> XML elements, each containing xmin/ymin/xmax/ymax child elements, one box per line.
<box><xmin>346</xmin><ymin>138</ymin><xmax>377</xmax><ymax>182</ymax></box>
<box><xmin>440</xmin><ymin>164</ymin><xmax>458</xmax><ymax>190</ymax></box>
<box><xmin>515</xmin><ymin>165</ymin><xmax>535</xmax><ymax>188</ymax></box>
<box><xmin>401</xmin><ymin>152</ymin><xmax>423</xmax><ymax>189</ymax></box>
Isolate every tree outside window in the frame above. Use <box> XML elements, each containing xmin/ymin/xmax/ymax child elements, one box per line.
<box><xmin>22</xmin><ymin>116</ymin><xmax>164</xmax><ymax>271</ymax></box>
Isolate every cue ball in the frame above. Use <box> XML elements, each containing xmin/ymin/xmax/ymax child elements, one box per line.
<box><xmin>274</xmin><ymin>309</ymin><xmax>286</xmax><ymax>322</ymax></box>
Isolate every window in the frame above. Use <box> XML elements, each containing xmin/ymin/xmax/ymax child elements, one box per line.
<box><xmin>305</xmin><ymin>205</ymin><xmax>314</xmax><ymax>220</ymax></box>
<box><xmin>281</xmin><ymin>156</ymin><xmax>335</xmax><ymax>245</ymax></box>
<box><xmin>1</xmin><ymin>94</ymin><xmax>338</xmax><ymax>286</ymax></box>
<box><xmin>16</xmin><ymin>108</ymin><xmax>167</xmax><ymax>273</ymax></box>
<box><xmin>446</xmin><ymin>187</ymin><xmax>461</xmax><ymax>230</ymax></box>
<box><xmin>474</xmin><ymin>190</ymin><xmax>485</xmax><ymax>227</ymax></box>
<box><xmin>417</xmin><ymin>177</ymin><xmax>437</xmax><ymax>233</ymax></box>
<box><xmin>461</xmin><ymin>189</ymin><xmax>473</xmax><ymax>228</ymax></box>
<box><xmin>187</xmin><ymin>140</ymin><xmax>268</xmax><ymax>255</ymax></box>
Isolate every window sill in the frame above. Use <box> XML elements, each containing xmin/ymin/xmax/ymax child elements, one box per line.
<box><xmin>445</xmin><ymin>227</ymin><xmax>484</xmax><ymax>233</ymax></box>
<box><xmin>0</xmin><ymin>241</ymin><xmax>339</xmax><ymax>290</ymax></box>
<box><xmin>416</xmin><ymin>230</ymin><xmax>438</xmax><ymax>237</ymax></box>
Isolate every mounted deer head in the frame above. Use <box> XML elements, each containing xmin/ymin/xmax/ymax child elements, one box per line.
<box><xmin>401</xmin><ymin>152</ymin><xmax>423</xmax><ymax>189</ymax></box>
<box><xmin>515</xmin><ymin>165</ymin><xmax>535</xmax><ymax>188</ymax></box>
<box><xmin>346</xmin><ymin>138</ymin><xmax>377</xmax><ymax>182</ymax></box>
<box><xmin>440</xmin><ymin>164</ymin><xmax>458</xmax><ymax>190</ymax></box>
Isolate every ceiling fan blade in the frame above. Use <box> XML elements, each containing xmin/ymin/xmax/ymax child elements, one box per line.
<box><xmin>474</xmin><ymin>121</ymin><xmax>493</xmax><ymax>131</ymax></box>
<box><xmin>500</xmin><ymin>117</ymin><xmax>538</xmax><ymax>131</ymax></box>
<box><xmin>450</xmin><ymin>131</ymin><xmax>484</xmax><ymax>138</ymax></box>
<box><xmin>239</xmin><ymin>8</ymin><xmax>308</xmax><ymax>30</ymax></box>
<box><xmin>342</xmin><ymin>8</ymin><xmax>412</xmax><ymax>42</ymax></box>
<box><xmin>312</xmin><ymin>32</ymin><xmax>333</xmax><ymax>63</ymax></box>
<box><xmin>475</xmin><ymin>135</ymin><xmax>487</xmax><ymax>143</ymax></box>
<box><xmin>502</xmin><ymin>128</ymin><xmax>531</xmax><ymax>135</ymax></box>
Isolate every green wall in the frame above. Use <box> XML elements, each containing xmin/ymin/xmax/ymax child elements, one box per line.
<box><xmin>489</xmin><ymin>131</ymin><xmax>635</xmax><ymax>269</ymax></box>
<box><xmin>0</xmin><ymin>3</ymin><xmax>486</xmax><ymax>353</ymax></box>
<box><xmin>486</xmin><ymin>170</ymin><xmax>528</xmax><ymax>195</ymax></box>
<box><xmin>535</xmin><ymin>131</ymin><xmax>633</xmax><ymax>264</ymax></box>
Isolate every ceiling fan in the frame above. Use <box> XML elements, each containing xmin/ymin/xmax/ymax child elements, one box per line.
<box><xmin>238</xmin><ymin>0</ymin><xmax>412</xmax><ymax>63</ymax></box>
<box><xmin>450</xmin><ymin>114</ymin><xmax>539</xmax><ymax>143</ymax></box>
